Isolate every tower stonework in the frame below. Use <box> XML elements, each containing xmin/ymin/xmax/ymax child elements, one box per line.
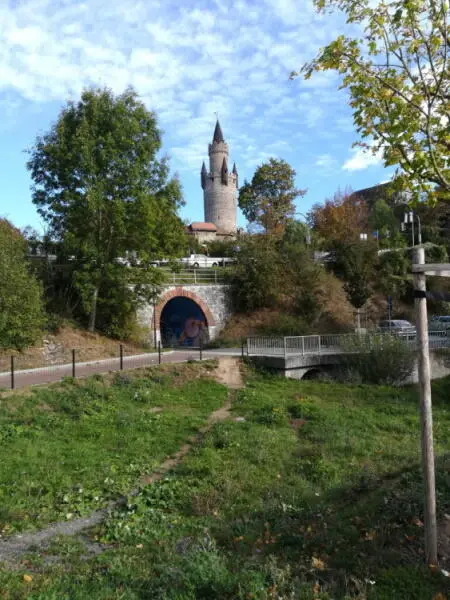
<box><xmin>201</xmin><ymin>121</ymin><xmax>238</xmax><ymax>234</ymax></box>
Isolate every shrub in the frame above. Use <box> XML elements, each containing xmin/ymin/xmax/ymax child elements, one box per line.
<box><xmin>0</xmin><ymin>219</ymin><xmax>45</xmax><ymax>350</ymax></box>
<box><xmin>339</xmin><ymin>334</ymin><xmax>415</xmax><ymax>385</ymax></box>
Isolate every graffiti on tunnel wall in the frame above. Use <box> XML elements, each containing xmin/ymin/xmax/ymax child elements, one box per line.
<box><xmin>160</xmin><ymin>297</ymin><xmax>209</xmax><ymax>346</ymax></box>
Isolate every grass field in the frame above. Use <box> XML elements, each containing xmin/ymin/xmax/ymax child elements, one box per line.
<box><xmin>0</xmin><ymin>365</ymin><xmax>449</xmax><ymax>599</ymax></box>
<box><xmin>0</xmin><ymin>362</ymin><xmax>226</xmax><ymax>534</ymax></box>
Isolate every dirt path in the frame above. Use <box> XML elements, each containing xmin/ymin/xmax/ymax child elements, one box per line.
<box><xmin>0</xmin><ymin>358</ymin><xmax>243</xmax><ymax>564</ymax></box>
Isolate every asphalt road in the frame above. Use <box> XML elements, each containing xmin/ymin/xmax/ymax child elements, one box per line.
<box><xmin>0</xmin><ymin>348</ymin><xmax>242</xmax><ymax>391</ymax></box>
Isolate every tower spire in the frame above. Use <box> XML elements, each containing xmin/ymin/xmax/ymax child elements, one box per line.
<box><xmin>212</xmin><ymin>120</ymin><xmax>224</xmax><ymax>144</ymax></box>
<box><xmin>201</xmin><ymin>161</ymin><xmax>207</xmax><ymax>190</ymax></box>
<box><xmin>232</xmin><ymin>162</ymin><xmax>238</xmax><ymax>188</ymax></box>
<box><xmin>221</xmin><ymin>157</ymin><xmax>228</xmax><ymax>185</ymax></box>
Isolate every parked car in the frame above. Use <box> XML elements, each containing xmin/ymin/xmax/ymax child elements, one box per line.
<box><xmin>429</xmin><ymin>315</ymin><xmax>450</xmax><ymax>331</ymax></box>
<box><xmin>378</xmin><ymin>319</ymin><xmax>416</xmax><ymax>337</ymax></box>
<box><xmin>179</xmin><ymin>254</ymin><xmax>233</xmax><ymax>268</ymax></box>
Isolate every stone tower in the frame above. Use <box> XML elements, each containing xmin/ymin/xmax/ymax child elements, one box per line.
<box><xmin>201</xmin><ymin>120</ymin><xmax>238</xmax><ymax>234</ymax></box>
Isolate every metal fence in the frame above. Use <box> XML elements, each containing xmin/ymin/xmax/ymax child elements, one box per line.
<box><xmin>162</xmin><ymin>268</ymin><xmax>228</xmax><ymax>285</ymax></box>
<box><xmin>247</xmin><ymin>331</ymin><xmax>450</xmax><ymax>357</ymax></box>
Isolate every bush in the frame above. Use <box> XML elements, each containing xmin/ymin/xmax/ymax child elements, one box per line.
<box><xmin>339</xmin><ymin>334</ymin><xmax>415</xmax><ymax>385</ymax></box>
<box><xmin>0</xmin><ymin>219</ymin><xmax>45</xmax><ymax>350</ymax></box>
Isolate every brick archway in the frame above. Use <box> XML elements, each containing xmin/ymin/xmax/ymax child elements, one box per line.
<box><xmin>154</xmin><ymin>287</ymin><xmax>216</xmax><ymax>329</ymax></box>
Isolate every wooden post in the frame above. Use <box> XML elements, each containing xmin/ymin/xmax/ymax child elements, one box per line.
<box><xmin>120</xmin><ymin>344</ymin><xmax>124</xmax><ymax>371</ymax></box>
<box><xmin>158</xmin><ymin>341</ymin><xmax>161</xmax><ymax>365</ymax></box>
<box><xmin>72</xmin><ymin>349</ymin><xmax>76</xmax><ymax>378</ymax></box>
<box><xmin>413</xmin><ymin>246</ymin><xmax>437</xmax><ymax>566</ymax></box>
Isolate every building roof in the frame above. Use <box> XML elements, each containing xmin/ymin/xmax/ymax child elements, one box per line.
<box><xmin>212</xmin><ymin>120</ymin><xmax>224</xmax><ymax>143</ymax></box>
<box><xmin>189</xmin><ymin>222</ymin><xmax>218</xmax><ymax>232</ymax></box>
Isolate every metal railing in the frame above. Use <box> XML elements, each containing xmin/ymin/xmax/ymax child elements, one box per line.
<box><xmin>162</xmin><ymin>269</ymin><xmax>228</xmax><ymax>285</ymax></box>
<box><xmin>247</xmin><ymin>331</ymin><xmax>450</xmax><ymax>357</ymax></box>
<box><xmin>0</xmin><ymin>342</ymin><xmax>210</xmax><ymax>391</ymax></box>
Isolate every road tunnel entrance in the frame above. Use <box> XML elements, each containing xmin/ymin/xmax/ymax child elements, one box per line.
<box><xmin>160</xmin><ymin>296</ymin><xmax>208</xmax><ymax>347</ymax></box>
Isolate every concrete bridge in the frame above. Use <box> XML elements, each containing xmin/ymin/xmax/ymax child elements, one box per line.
<box><xmin>137</xmin><ymin>283</ymin><xmax>231</xmax><ymax>346</ymax></box>
<box><xmin>246</xmin><ymin>333</ymin><xmax>450</xmax><ymax>381</ymax></box>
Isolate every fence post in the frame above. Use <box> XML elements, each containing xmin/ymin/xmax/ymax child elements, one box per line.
<box><xmin>199</xmin><ymin>338</ymin><xmax>203</xmax><ymax>361</ymax></box>
<box><xmin>173</xmin><ymin>272</ymin><xmax>176</xmax><ymax>284</ymax></box>
<box><xmin>301</xmin><ymin>336</ymin><xmax>305</xmax><ymax>356</ymax></box>
<box><xmin>318</xmin><ymin>335</ymin><xmax>322</xmax><ymax>354</ymax></box>
<box><xmin>194</xmin><ymin>270</ymin><xmax>197</xmax><ymax>284</ymax></box>
<box><xmin>284</xmin><ymin>337</ymin><xmax>287</xmax><ymax>358</ymax></box>
<box><xmin>72</xmin><ymin>349</ymin><xmax>76</xmax><ymax>378</ymax></box>
<box><xmin>241</xmin><ymin>340</ymin><xmax>244</xmax><ymax>359</ymax></box>
<box><xmin>10</xmin><ymin>356</ymin><xmax>14</xmax><ymax>390</ymax></box>
<box><xmin>120</xmin><ymin>344</ymin><xmax>124</xmax><ymax>371</ymax></box>
<box><xmin>158</xmin><ymin>341</ymin><xmax>162</xmax><ymax>365</ymax></box>
<box><xmin>215</xmin><ymin>270</ymin><xmax>217</xmax><ymax>284</ymax></box>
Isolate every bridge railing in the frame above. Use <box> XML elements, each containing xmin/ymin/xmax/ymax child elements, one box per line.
<box><xmin>247</xmin><ymin>331</ymin><xmax>450</xmax><ymax>357</ymax></box>
<box><xmin>161</xmin><ymin>269</ymin><xmax>228</xmax><ymax>285</ymax></box>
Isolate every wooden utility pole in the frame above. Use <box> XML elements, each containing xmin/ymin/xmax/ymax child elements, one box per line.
<box><xmin>413</xmin><ymin>246</ymin><xmax>437</xmax><ymax>566</ymax></box>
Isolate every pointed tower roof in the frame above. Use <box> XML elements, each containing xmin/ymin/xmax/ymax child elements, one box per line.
<box><xmin>221</xmin><ymin>156</ymin><xmax>228</xmax><ymax>185</ymax></box>
<box><xmin>232</xmin><ymin>162</ymin><xmax>238</xmax><ymax>189</ymax></box>
<box><xmin>201</xmin><ymin>161</ymin><xmax>207</xmax><ymax>190</ymax></box>
<box><xmin>212</xmin><ymin>120</ymin><xmax>225</xmax><ymax>143</ymax></box>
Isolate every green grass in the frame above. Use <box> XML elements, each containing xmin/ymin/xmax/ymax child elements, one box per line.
<box><xmin>0</xmin><ymin>369</ymin><xmax>449</xmax><ymax>599</ymax></box>
<box><xmin>0</xmin><ymin>362</ymin><xmax>226</xmax><ymax>534</ymax></box>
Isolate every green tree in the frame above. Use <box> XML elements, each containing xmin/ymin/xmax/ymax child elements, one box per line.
<box><xmin>229</xmin><ymin>236</ymin><xmax>281</xmax><ymax>312</ymax></box>
<box><xmin>298</xmin><ymin>0</ymin><xmax>450</xmax><ymax>202</ymax></box>
<box><xmin>377</xmin><ymin>248</ymin><xmax>410</xmax><ymax>297</ymax></box>
<box><xmin>332</xmin><ymin>240</ymin><xmax>378</xmax><ymax>313</ymax></box>
<box><xmin>282</xmin><ymin>219</ymin><xmax>312</xmax><ymax>247</ymax></box>
<box><xmin>27</xmin><ymin>87</ymin><xmax>187</xmax><ymax>335</ymax></box>
<box><xmin>238</xmin><ymin>159</ymin><xmax>306</xmax><ymax>234</ymax></box>
<box><xmin>0</xmin><ymin>219</ymin><xmax>44</xmax><ymax>349</ymax></box>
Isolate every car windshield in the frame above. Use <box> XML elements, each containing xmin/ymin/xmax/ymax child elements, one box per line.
<box><xmin>394</xmin><ymin>320</ymin><xmax>413</xmax><ymax>327</ymax></box>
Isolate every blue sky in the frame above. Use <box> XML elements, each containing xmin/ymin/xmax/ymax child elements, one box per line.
<box><xmin>0</xmin><ymin>0</ymin><xmax>394</xmax><ymax>234</ymax></box>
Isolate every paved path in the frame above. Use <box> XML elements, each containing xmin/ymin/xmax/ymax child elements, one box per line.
<box><xmin>0</xmin><ymin>348</ymin><xmax>242</xmax><ymax>390</ymax></box>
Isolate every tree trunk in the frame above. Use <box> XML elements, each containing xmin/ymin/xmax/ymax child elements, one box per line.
<box><xmin>88</xmin><ymin>286</ymin><xmax>99</xmax><ymax>332</ymax></box>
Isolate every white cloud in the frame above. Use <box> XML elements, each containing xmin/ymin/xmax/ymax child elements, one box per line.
<box><xmin>0</xmin><ymin>0</ymin><xmax>364</xmax><ymax>194</ymax></box>
<box><xmin>315</xmin><ymin>153</ymin><xmax>338</xmax><ymax>172</ymax></box>
<box><xmin>342</xmin><ymin>146</ymin><xmax>383</xmax><ymax>171</ymax></box>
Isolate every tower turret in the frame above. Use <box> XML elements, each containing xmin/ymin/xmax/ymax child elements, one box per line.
<box><xmin>201</xmin><ymin>161</ymin><xmax>207</xmax><ymax>190</ymax></box>
<box><xmin>202</xmin><ymin>120</ymin><xmax>237</xmax><ymax>234</ymax></box>
<box><xmin>221</xmin><ymin>157</ymin><xmax>228</xmax><ymax>185</ymax></box>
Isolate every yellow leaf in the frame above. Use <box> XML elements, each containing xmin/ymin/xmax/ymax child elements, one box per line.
<box><xmin>311</xmin><ymin>556</ymin><xmax>326</xmax><ymax>570</ymax></box>
<box><xmin>23</xmin><ymin>575</ymin><xmax>33</xmax><ymax>583</ymax></box>
<box><xmin>432</xmin><ymin>594</ymin><xmax>447</xmax><ymax>600</ymax></box>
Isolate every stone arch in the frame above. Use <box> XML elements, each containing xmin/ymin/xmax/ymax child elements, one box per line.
<box><xmin>154</xmin><ymin>287</ymin><xmax>216</xmax><ymax>328</ymax></box>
